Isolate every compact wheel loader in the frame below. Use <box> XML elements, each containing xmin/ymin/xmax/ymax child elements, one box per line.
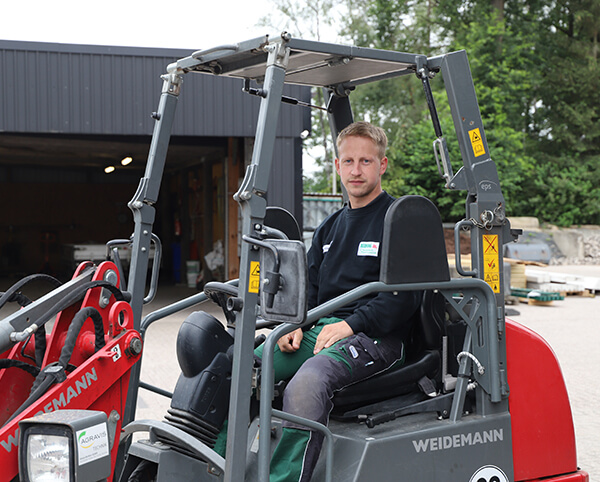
<box><xmin>0</xmin><ymin>33</ymin><xmax>589</xmax><ymax>481</ymax></box>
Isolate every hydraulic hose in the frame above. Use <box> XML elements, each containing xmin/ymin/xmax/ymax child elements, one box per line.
<box><xmin>4</xmin><ymin>306</ymin><xmax>106</xmax><ymax>426</ymax></box>
<box><xmin>1</xmin><ymin>291</ymin><xmax>47</xmax><ymax>367</ymax></box>
<box><xmin>0</xmin><ymin>359</ymin><xmax>40</xmax><ymax>377</ymax></box>
<box><xmin>58</xmin><ymin>306</ymin><xmax>105</xmax><ymax>369</ymax></box>
<box><xmin>33</xmin><ymin>280</ymin><xmax>124</xmax><ymax>329</ymax></box>
<box><xmin>1</xmin><ymin>275</ymin><xmax>59</xmax><ymax>367</ymax></box>
<box><xmin>0</xmin><ymin>292</ymin><xmax>32</xmax><ymax>308</ymax></box>
<box><xmin>0</xmin><ymin>273</ymin><xmax>62</xmax><ymax>311</ymax></box>
<box><xmin>18</xmin><ymin>280</ymin><xmax>121</xmax><ymax>366</ymax></box>
<box><xmin>34</xmin><ymin>325</ymin><xmax>46</xmax><ymax>367</ymax></box>
<box><xmin>29</xmin><ymin>306</ymin><xmax>105</xmax><ymax>395</ymax></box>
<box><xmin>2</xmin><ymin>281</ymin><xmax>121</xmax><ymax>426</ymax></box>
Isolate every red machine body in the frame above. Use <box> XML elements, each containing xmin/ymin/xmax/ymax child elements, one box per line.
<box><xmin>0</xmin><ymin>262</ymin><xmax>142</xmax><ymax>482</ymax></box>
<box><xmin>506</xmin><ymin>318</ymin><xmax>588</xmax><ymax>481</ymax></box>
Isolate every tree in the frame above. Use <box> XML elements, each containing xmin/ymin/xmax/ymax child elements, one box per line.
<box><xmin>341</xmin><ymin>0</ymin><xmax>540</xmax><ymax>221</ymax></box>
<box><xmin>527</xmin><ymin>0</ymin><xmax>600</xmax><ymax>225</ymax></box>
<box><xmin>437</xmin><ymin>0</ymin><xmax>600</xmax><ymax>225</ymax></box>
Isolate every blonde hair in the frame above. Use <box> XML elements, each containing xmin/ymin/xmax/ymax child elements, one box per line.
<box><xmin>336</xmin><ymin>121</ymin><xmax>388</xmax><ymax>159</ymax></box>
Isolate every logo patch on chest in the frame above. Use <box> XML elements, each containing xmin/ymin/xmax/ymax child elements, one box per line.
<box><xmin>357</xmin><ymin>241</ymin><xmax>380</xmax><ymax>257</ymax></box>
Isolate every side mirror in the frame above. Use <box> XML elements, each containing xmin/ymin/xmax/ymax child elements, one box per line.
<box><xmin>259</xmin><ymin>239</ymin><xmax>307</xmax><ymax>325</ymax></box>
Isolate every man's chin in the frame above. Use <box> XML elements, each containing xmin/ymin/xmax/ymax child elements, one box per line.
<box><xmin>348</xmin><ymin>185</ymin><xmax>373</xmax><ymax>196</ymax></box>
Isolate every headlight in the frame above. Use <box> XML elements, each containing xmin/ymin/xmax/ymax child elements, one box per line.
<box><xmin>19</xmin><ymin>410</ymin><xmax>111</xmax><ymax>482</ymax></box>
<box><xmin>26</xmin><ymin>430</ymin><xmax>72</xmax><ymax>481</ymax></box>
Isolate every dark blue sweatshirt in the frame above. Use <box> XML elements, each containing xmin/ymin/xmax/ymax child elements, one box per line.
<box><xmin>307</xmin><ymin>192</ymin><xmax>420</xmax><ymax>340</ymax></box>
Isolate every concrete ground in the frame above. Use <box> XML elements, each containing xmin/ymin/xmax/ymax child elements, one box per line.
<box><xmin>505</xmin><ymin>265</ymin><xmax>600</xmax><ymax>479</ymax></box>
<box><xmin>2</xmin><ymin>265</ymin><xmax>598</xmax><ymax>479</ymax></box>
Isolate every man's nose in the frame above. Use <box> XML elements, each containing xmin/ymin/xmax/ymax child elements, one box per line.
<box><xmin>350</xmin><ymin>162</ymin><xmax>361</xmax><ymax>176</ymax></box>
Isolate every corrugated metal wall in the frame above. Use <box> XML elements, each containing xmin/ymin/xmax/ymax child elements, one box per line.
<box><xmin>0</xmin><ymin>40</ymin><xmax>310</xmax><ymax>138</ymax></box>
<box><xmin>0</xmin><ymin>40</ymin><xmax>312</xmax><ymax>279</ymax></box>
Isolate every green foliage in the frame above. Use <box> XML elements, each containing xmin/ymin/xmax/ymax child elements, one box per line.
<box><xmin>382</xmin><ymin>110</ymin><xmax>466</xmax><ymax>221</ymax></box>
<box><xmin>293</xmin><ymin>0</ymin><xmax>600</xmax><ymax>226</ymax></box>
<box><xmin>445</xmin><ymin>7</ymin><xmax>539</xmax><ymax>218</ymax></box>
<box><xmin>432</xmin><ymin>0</ymin><xmax>600</xmax><ymax>225</ymax></box>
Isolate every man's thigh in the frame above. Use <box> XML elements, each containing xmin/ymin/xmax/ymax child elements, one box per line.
<box><xmin>254</xmin><ymin>326</ymin><xmax>322</xmax><ymax>382</ymax></box>
<box><xmin>318</xmin><ymin>332</ymin><xmax>403</xmax><ymax>388</ymax></box>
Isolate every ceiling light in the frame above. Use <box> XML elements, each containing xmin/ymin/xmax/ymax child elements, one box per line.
<box><xmin>121</xmin><ymin>157</ymin><xmax>133</xmax><ymax>166</ymax></box>
<box><xmin>104</xmin><ymin>166</ymin><xmax>115</xmax><ymax>174</ymax></box>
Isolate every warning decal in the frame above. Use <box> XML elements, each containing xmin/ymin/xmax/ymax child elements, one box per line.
<box><xmin>483</xmin><ymin>234</ymin><xmax>498</xmax><ymax>255</ymax></box>
<box><xmin>249</xmin><ymin>261</ymin><xmax>260</xmax><ymax>294</ymax></box>
<box><xmin>469</xmin><ymin>128</ymin><xmax>486</xmax><ymax>157</ymax></box>
<box><xmin>482</xmin><ymin>234</ymin><xmax>500</xmax><ymax>293</ymax></box>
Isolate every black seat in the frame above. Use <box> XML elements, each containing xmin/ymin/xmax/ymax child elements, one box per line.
<box><xmin>332</xmin><ymin>195</ymin><xmax>451</xmax><ymax>412</ymax></box>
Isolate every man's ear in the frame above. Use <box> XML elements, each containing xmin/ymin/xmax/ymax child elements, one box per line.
<box><xmin>379</xmin><ymin>156</ymin><xmax>388</xmax><ymax>175</ymax></box>
<box><xmin>334</xmin><ymin>157</ymin><xmax>341</xmax><ymax>175</ymax></box>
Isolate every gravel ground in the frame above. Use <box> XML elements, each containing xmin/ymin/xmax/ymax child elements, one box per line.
<box><xmin>551</xmin><ymin>232</ymin><xmax>600</xmax><ymax>265</ymax></box>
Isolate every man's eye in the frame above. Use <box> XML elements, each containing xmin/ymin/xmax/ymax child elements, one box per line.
<box><xmin>362</xmin><ymin>159</ymin><xmax>372</xmax><ymax>164</ymax></box>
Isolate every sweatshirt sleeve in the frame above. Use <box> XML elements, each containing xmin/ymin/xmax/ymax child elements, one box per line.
<box><xmin>344</xmin><ymin>290</ymin><xmax>422</xmax><ymax>339</ymax></box>
<box><xmin>306</xmin><ymin>228</ymin><xmax>323</xmax><ymax>312</ymax></box>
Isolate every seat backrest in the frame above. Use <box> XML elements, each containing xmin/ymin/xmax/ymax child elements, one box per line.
<box><xmin>380</xmin><ymin>195</ymin><xmax>450</xmax><ymax>284</ymax></box>
<box><xmin>406</xmin><ymin>290</ymin><xmax>446</xmax><ymax>360</ymax></box>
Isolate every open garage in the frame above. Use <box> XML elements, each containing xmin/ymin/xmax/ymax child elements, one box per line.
<box><xmin>0</xmin><ymin>40</ymin><xmax>309</xmax><ymax>283</ymax></box>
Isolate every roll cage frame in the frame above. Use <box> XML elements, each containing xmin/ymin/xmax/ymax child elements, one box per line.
<box><xmin>122</xmin><ymin>33</ymin><xmax>518</xmax><ymax>481</ymax></box>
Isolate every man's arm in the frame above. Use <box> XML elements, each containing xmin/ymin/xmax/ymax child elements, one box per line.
<box><xmin>344</xmin><ymin>290</ymin><xmax>422</xmax><ymax>340</ymax></box>
<box><xmin>306</xmin><ymin>230</ymin><xmax>324</xmax><ymax>312</ymax></box>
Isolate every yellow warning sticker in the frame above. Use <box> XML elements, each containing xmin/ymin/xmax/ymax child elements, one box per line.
<box><xmin>483</xmin><ymin>234</ymin><xmax>499</xmax><ymax>256</ymax></box>
<box><xmin>482</xmin><ymin>234</ymin><xmax>500</xmax><ymax>293</ymax></box>
<box><xmin>469</xmin><ymin>128</ymin><xmax>486</xmax><ymax>157</ymax></box>
<box><xmin>249</xmin><ymin>261</ymin><xmax>260</xmax><ymax>294</ymax></box>
<box><xmin>484</xmin><ymin>273</ymin><xmax>501</xmax><ymax>293</ymax></box>
<box><xmin>484</xmin><ymin>254</ymin><xmax>498</xmax><ymax>272</ymax></box>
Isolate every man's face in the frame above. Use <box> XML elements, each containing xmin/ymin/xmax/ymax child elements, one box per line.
<box><xmin>335</xmin><ymin>135</ymin><xmax>388</xmax><ymax>208</ymax></box>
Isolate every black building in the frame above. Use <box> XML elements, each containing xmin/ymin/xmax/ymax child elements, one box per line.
<box><xmin>0</xmin><ymin>40</ymin><xmax>310</xmax><ymax>282</ymax></box>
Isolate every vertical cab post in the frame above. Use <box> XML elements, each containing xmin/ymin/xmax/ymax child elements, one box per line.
<box><xmin>122</xmin><ymin>71</ymin><xmax>183</xmax><ymax>435</ymax></box>
<box><xmin>226</xmin><ymin>38</ymin><xmax>290</xmax><ymax>482</ymax></box>
<box><xmin>324</xmin><ymin>87</ymin><xmax>354</xmax><ymax>202</ymax></box>
<box><xmin>439</xmin><ymin>50</ymin><xmax>511</xmax><ymax>404</ymax></box>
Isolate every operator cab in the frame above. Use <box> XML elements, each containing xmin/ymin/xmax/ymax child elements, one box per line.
<box><xmin>167</xmin><ymin>195</ymin><xmax>468</xmax><ymax>440</ymax></box>
<box><xmin>118</xmin><ymin>35</ymin><xmax>528</xmax><ymax>482</ymax></box>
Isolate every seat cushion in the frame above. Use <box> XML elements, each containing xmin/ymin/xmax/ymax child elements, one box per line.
<box><xmin>332</xmin><ymin>350</ymin><xmax>441</xmax><ymax>410</ymax></box>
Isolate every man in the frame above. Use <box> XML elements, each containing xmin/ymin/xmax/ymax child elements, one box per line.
<box><xmin>260</xmin><ymin>121</ymin><xmax>421</xmax><ymax>481</ymax></box>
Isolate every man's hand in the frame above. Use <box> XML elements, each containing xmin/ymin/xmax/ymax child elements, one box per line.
<box><xmin>314</xmin><ymin>321</ymin><xmax>354</xmax><ymax>354</ymax></box>
<box><xmin>277</xmin><ymin>328</ymin><xmax>304</xmax><ymax>353</ymax></box>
